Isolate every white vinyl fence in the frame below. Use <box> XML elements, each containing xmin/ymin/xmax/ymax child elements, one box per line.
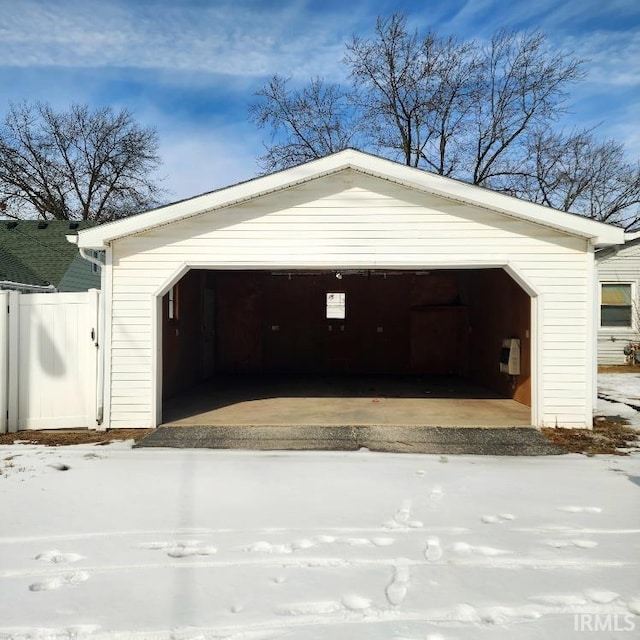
<box><xmin>0</xmin><ymin>290</ymin><xmax>100</xmax><ymax>433</ymax></box>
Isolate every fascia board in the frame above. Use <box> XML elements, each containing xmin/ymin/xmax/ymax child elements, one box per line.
<box><xmin>76</xmin><ymin>149</ymin><xmax>625</xmax><ymax>249</ymax></box>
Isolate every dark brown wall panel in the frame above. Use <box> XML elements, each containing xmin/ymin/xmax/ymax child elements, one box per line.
<box><xmin>410</xmin><ymin>307</ymin><xmax>468</xmax><ymax>375</ymax></box>
<box><xmin>467</xmin><ymin>269</ymin><xmax>531</xmax><ymax>406</ymax></box>
<box><xmin>162</xmin><ymin>270</ymin><xmax>204</xmax><ymax>399</ymax></box>
<box><xmin>216</xmin><ymin>273</ymin><xmax>264</xmax><ymax>373</ymax></box>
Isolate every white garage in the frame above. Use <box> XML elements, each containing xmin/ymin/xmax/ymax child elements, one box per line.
<box><xmin>75</xmin><ymin>150</ymin><xmax>624</xmax><ymax>430</ymax></box>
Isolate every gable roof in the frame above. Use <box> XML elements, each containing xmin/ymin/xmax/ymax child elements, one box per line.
<box><xmin>76</xmin><ymin>149</ymin><xmax>625</xmax><ymax>249</ymax></box>
<box><xmin>0</xmin><ymin>219</ymin><xmax>97</xmax><ymax>288</ymax></box>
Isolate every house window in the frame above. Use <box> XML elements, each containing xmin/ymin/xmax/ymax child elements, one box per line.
<box><xmin>326</xmin><ymin>292</ymin><xmax>346</xmax><ymax>319</ymax></box>
<box><xmin>601</xmin><ymin>283</ymin><xmax>633</xmax><ymax>327</ymax></box>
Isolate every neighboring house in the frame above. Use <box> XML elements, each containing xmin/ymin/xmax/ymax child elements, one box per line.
<box><xmin>596</xmin><ymin>233</ymin><xmax>640</xmax><ymax>364</ymax></box>
<box><xmin>75</xmin><ymin>149</ymin><xmax>624</xmax><ymax>430</ymax></box>
<box><xmin>0</xmin><ymin>220</ymin><xmax>101</xmax><ymax>292</ymax></box>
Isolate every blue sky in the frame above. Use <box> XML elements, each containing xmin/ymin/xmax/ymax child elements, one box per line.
<box><xmin>1</xmin><ymin>0</ymin><xmax>639</xmax><ymax>201</ymax></box>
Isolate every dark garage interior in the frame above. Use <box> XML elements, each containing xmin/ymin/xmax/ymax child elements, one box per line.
<box><xmin>161</xmin><ymin>269</ymin><xmax>531</xmax><ymax>424</ymax></box>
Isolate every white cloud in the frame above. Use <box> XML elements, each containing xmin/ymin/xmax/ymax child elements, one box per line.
<box><xmin>563</xmin><ymin>30</ymin><xmax>640</xmax><ymax>88</ymax></box>
<box><xmin>0</xmin><ymin>0</ymin><xmax>352</xmax><ymax>80</ymax></box>
<box><xmin>1</xmin><ymin>0</ymin><xmax>638</xmax><ymax>197</ymax></box>
<box><xmin>155</xmin><ymin>124</ymin><xmax>261</xmax><ymax>201</ymax></box>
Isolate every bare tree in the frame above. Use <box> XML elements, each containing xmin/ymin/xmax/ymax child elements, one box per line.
<box><xmin>251</xmin><ymin>13</ymin><xmax>640</xmax><ymax>228</ymax></box>
<box><xmin>508</xmin><ymin>128</ymin><xmax>640</xmax><ymax>229</ymax></box>
<box><xmin>470</xmin><ymin>30</ymin><xmax>584</xmax><ymax>188</ymax></box>
<box><xmin>0</xmin><ymin>102</ymin><xmax>163</xmax><ymax>221</ymax></box>
<box><xmin>249</xmin><ymin>76</ymin><xmax>358</xmax><ymax>173</ymax></box>
<box><xmin>345</xmin><ymin>14</ymin><xmax>479</xmax><ymax>174</ymax></box>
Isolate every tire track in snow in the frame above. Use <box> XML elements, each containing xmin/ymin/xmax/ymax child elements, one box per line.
<box><xmin>7</xmin><ymin>595</ymin><xmax>637</xmax><ymax>640</ymax></box>
<box><xmin>1</xmin><ymin>556</ymin><xmax>635</xmax><ymax>581</ymax></box>
<box><xmin>0</xmin><ymin>525</ymin><xmax>471</xmax><ymax>545</ymax></box>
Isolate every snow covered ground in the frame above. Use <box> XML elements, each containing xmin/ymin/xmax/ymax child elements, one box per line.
<box><xmin>1</xmin><ymin>443</ymin><xmax>639</xmax><ymax>639</ymax></box>
<box><xmin>597</xmin><ymin>372</ymin><xmax>640</xmax><ymax>429</ymax></box>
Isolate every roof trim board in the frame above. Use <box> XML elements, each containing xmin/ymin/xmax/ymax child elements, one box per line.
<box><xmin>76</xmin><ymin>149</ymin><xmax>625</xmax><ymax>249</ymax></box>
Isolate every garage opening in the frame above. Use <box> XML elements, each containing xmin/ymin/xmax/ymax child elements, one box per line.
<box><xmin>160</xmin><ymin>269</ymin><xmax>531</xmax><ymax>426</ymax></box>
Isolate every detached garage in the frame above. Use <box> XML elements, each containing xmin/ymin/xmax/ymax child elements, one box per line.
<box><xmin>76</xmin><ymin>150</ymin><xmax>623</xmax><ymax>430</ymax></box>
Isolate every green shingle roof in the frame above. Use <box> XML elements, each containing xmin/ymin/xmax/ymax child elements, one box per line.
<box><xmin>0</xmin><ymin>220</ymin><xmax>97</xmax><ymax>288</ymax></box>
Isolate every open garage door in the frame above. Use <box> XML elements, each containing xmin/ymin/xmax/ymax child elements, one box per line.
<box><xmin>160</xmin><ymin>268</ymin><xmax>531</xmax><ymax>425</ymax></box>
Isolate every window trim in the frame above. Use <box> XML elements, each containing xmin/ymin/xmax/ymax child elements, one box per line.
<box><xmin>599</xmin><ymin>281</ymin><xmax>635</xmax><ymax>330</ymax></box>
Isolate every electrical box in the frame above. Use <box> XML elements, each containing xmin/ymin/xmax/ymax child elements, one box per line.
<box><xmin>499</xmin><ymin>338</ymin><xmax>520</xmax><ymax>375</ymax></box>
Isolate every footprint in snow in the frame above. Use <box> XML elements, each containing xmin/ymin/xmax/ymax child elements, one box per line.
<box><xmin>386</xmin><ymin>560</ymin><xmax>410</xmax><ymax>606</ymax></box>
<box><xmin>166</xmin><ymin>542</ymin><xmax>217</xmax><ymax>558</ymax></box>
<box><xmin>36</xmin><ymin>550</ymin><xmax>84</xmax><ymax>564</ymax></box>
<box><xmin>342</xmin><ymin>594</ymin><xmax>372</xmax><ymax>612</ymax></box>
<box><xmin>371</xmin><ymin>537</ymin><xmax>395</xmax><ymax>547</ymax></box>
<box><xmin>544</xmin><ymin>539</ymin><xmax>598</xmax><ymax>549</ymax></box>
<box><xmin>342</xmin><ymin>537</ymin><xmax>374</xmax><ymax>547</ymax></box>
<box><xmin>142</xmin><ymin>541</ymin><xmax>217</xmax><ymax>557</ymax></box>
<box><xmin>584</xmin><ymin>589</ymin><xmax>620</xmax><ymax>604</ymax></box>
<box><xmin>424</xmin><ymin>537</ymin><xmax>443</xmax><ymax>562</ymax></box>
<box><xmin>557</xmin><ymin>506</ymin><xmax>602</xmax><ymax>514</ymax></box>
<box><xmin>451</xmin><ymin>542</ymin><xmax>510</xmax><ymax>557</ymax></box>
<box><xmin>395</xmin><ymin>500</ymin><xmax>412</xmax><ymax>524</ymax></box>
<box><xmin>29</xmin><ymin>571</ymin><xmax>89</xmax><ymax>592</ymax></box>
<box><xmin>384</xmin><ymin>500</ymin><xmax>423</xmax><ymax>529</ymax></box>
<box><xmin>481</xmin><ymin>513</ymin><xmax>515</xmax><ymax>524</ymax></box>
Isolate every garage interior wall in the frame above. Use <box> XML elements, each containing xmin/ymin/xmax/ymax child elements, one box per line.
<box><xmin>161</xmin><ymin>269</ymin><xmax>531</xmax><ymax>407</ymax></box>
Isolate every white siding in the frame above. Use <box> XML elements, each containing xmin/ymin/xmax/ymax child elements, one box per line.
<box><xmin>108</xmin><ymin>169</ymin><xmax>592</xmax><ymax>428</ymax></box>
<box><xmin>597</xmin><ymin>245</ymin><xmax>640</xmax><ymax>364</ymax></box>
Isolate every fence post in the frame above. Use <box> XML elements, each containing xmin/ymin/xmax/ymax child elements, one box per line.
<box><xmin>0</xmin><ymin>291</ymin><xmax>8</xmax><ymax>434</ymax></box>
<box><xmin>89</xmin><ymin>288</ymin><xmax>102</xmax><ymax>428</ymax></box>
<box><xmin>7</xmin><ymin>291</ymin><xmax>19</xmax><ymax>433</ymax></box>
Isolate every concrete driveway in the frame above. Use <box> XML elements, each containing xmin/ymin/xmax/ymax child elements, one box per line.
<box><xmin>161</xmin><ymin>374</ymin><xmax>531</xmax><ymax>428</ymax></box>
